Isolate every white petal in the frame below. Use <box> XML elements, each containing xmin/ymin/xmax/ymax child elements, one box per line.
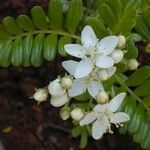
<box><xmin>62</xmin><ymin>60</ymin><xmax>78</xmax><ymax>76</ymax></box>
<box><xmin>48</xmin><ymin>79</ymin><xmax>65</xmax><ymax>97</ymax></box>
<box><xmin>109</xmin><ymin>112</ymin><xmax>130</xmax><ymax>124</ymax></box>
<box><xmin>94</xmin><ymin>104</ymin><xmax>108</xmax><ymax>113</ymax></box>
<box><xmin>87</xmin><ymin>81</ymin><xmax>104</xmax><ymax>98</ymax></box>
<box><xmin>97</xmin><ymin>36</ymin><xmax>118</xmax><ymax>55</ymax></box>
<box><xmin>107</xmin><ymin>66</ymin><xmax>116</xmax><ymax>77</ymax></box>
<box><xmin>92</xmin><ymin>117</ymin><xmax>109</xmax><ymax>140</ymax></box>
<box><xmin>68</xmin><ymin>79</ymin><xmax>87</xmax><ymax>97</ymax></box>
<box><xmin>64</xmin><ymin>44</ymin><xmax>86</xmax><ymax>58</ymax></box>
<box><xmin>80</xmin><ymin>112</ymin><xmax>98</xmax><ymax>126</ymax></box>
<box><xmin>108</xmin><ymin>93</ymin><xmax>126</xmax><ymax>112</ymax></box>
<box><xmin>96</xmin><ymin>55</ymin><xmax>114</xmax><ymax>68</ymax></box>
<box><xmin>81</xmin><ymin>25</ymin><xmax>98</xmax><ymax>48</ymax></box>
<box><xmin>111</xmin><ymin>49</ymin><xmax>124</xmax><ymax>63</ymax></box>
<box><xmin>50</xmin><ymin>93</ymin><xmax>69</xmax><ymax>107</ymax></box>
<box><xmin>75</xmin><ymin>60</ymin><xmax>93</xmax><ymax>78</ymax></box>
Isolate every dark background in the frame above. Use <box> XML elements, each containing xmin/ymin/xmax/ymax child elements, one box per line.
<box><xmin>0</xmin><ymin>0</ymin><xmax>142</xmax><ymax>149</ymax></box>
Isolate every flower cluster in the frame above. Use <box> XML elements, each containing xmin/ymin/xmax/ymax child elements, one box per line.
<box><xmin>30</xmin><ymin>26</ymin><xmax>139</xmax><ymax>140</ymax></box>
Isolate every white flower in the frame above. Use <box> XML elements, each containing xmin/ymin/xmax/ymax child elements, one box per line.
<box><xmin>48</xmin><ymin>78</ymin><xmax>69</xmax><ymax>107</ymax></box>
<box><xmin>80</xmin><ymin>93</ymin><xmax>130</xmax><ymax>140</ymax></box>
<box><xmin>62</xmin><ymin>25</ymin><xmax>124</xmax><ymax>78</ymax></box>
<box><xmin>68</xmin><ymin>66</ymin><xmax>116</xmax><ymax>98</ymax></box>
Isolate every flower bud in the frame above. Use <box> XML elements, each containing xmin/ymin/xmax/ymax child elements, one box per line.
<box><xmin>98</xmin><ymin>69</ymin><xmax>109</xmax><ymax>81</ymax></box>
<box><xmin>61</xmin><ymin>77</ymin><xmax>72</xmax><ymax>89</ymax></box>
<box><xmin>31</xmin><ymin>88</ymin><xmax>48</xmax><ymax>104</ymax></box>
<box><xmin>117</xmin><ymin>35</ymin><xmax>126</xmax><ymax>48</ymax></box>
<box><xmin>96</xmin><ymin>91</ymin><xmax>109</xmax><ymax>104</ymax></box>
<box><xmin>48</xmin><ymin>79</ymin><xmax>65</xmax><ymax>97</ymax></box>
<box><xmin>71</xmin><ymin>108</ymin><xmax>84</xmax><ymax>121</ymax></box>
<box><xmin>145</xmin><ymin>43</ymin><xmax>150</xmax><ymax>53</ymax></box>
<box><xmin>60</xmin><ymin>106</ymin><xmax>70</xmax><ymax>120</ymax></box>
<box><xmin>127</xmin><ymin>59</ymin><xmax>139</xmax><ymax>70</ymax></box>
<box><xmin>111</xmin><ymin>50</ymin><xmax>124</xmax><ymax>63</ymax></box>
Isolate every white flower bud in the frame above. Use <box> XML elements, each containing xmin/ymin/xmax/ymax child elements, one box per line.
<box><xmin>60</xmin><ymin>106</ymin><xmax>70</xmax><ymax>120</ymax></box>
<box><xmin>111</xmin><ymin>50</ymin><xmax>124</xmax><ymax>63</ymax></box>
<box><xmin>31</xmin><ymin>88</ymin><xmax>48</xmax><ymax>104</ymax></box>
<box><xmin>48</xmin><ymin>79</ymin><xmax>65</xmax><ymax>97</ymax></box>
<box><xmin>50</xmin><ymin>93</ymin><xmax>69</xmax><ymax>107</ymax></box>
<box><xmin>61</xmin><ymin>77</ymin><xmax>72</xmax><ymax>89</ymax></box>
<box><xmin>145</xmin><ymin>43</ymin><xmax>150</xmax><ymax>53</ymax></box>
<box><xmin>98</xmin><ymin>69</ymin><xmax>109</xmax><ymax>81</ymax></box>
<box><xmin>71</xmin><ymin>108</ymin><xmax>84</xmax><ymax>122</ymax></box>
<box><xmin>117</xmin><ymin>35</ymin><xmax>126</xmax><ymax>48</ymax></box>
<box><xmin>127</xmin><ymin>59</ymin><xmax>139</xmax><ymax>70</ymax></box>
<box><xmin>96</xmin><ymin>91</ymin><xmax>109</xmax><ymax>104</ymax></box>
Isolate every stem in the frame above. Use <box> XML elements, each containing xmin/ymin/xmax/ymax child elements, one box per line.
<box><xmin>7</xmin><ymin>30</ymin><xmax>81</xmax><ymax>41</ymax></box>
<box><xmin>115</xmin><ymin>74</ymin><xmax>150</xmax><ymax>111</ymax></box>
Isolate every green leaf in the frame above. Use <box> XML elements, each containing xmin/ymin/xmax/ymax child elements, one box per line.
<box><xmin>11</xmin><ymin>38</ymin><xmax>23</xmax><ymax>66</ymax></box>
<box><xmin>0</xmin><ymin>41</ymin><xmax>12</xmax><ymax>67</ymax></box>
<box><xmin>17</xmin><ymin>15</ymin><xmax>34</xmax><ymax>31</ymax></box>
<box><xmin>58</xmin><ymin>36</ymin><xmax>71</xmax><ymax>57</ymax></box>
<box><xmin>99</xmin><ymin>4</ymin><xmax>116</xmax><ymax>30</ymax></box>
<box><xmin>125</xmin><ymin>38</ymin><xmax>138</xmax><ymax>59</ymax></box>
<box><xmin>48</xmin><ymin>0</ymin><xmax>63</xmax><ymax>30</ymax></box>
<box><xmin>72</xmin><ymin>125</ymin><xmax>82</xmax><ymax>137</ymax></box>
<box><xmin>80</xmin><ymin>128</ymin><xmax>88</xmax><ymax>149</ymax></box>
<box><xmin>74</xmin><ymin>92</ymin><xmax>90</xmax><ymax>102</ymax></box>
<box><xmin>135</xmin><ymin>15</ymin><xmax>150</xmax><ymax>41</ymax></box>
<box><xmin>84</xmin><ymin>17</ymin><xmax>108</xmax><ymax>37</ymax></box>
<box><xmin>115</xmin><ymin>0</ymin><xmax>141</xmax><ymax>33</ymax></box>
<box><xmin>43</xmin><ymin>34</ymin><xmax>58</xmax><ymax>61</ymax></box>
<box><xmin>134</xmin><ymin>79</ymin><xmax>150</xmax><ymax>96</ymax></box>
<box><xmin>66</xmin><ymin>0</ymin><xmax>83</xmax><ymax>34</ymax></box>
<box><xmin>22</xmin><ymin>34</ymin><xmax>33</xmax><ymax>67</ymax></box>
<box><xmin>31</xmin><ymin>33</ymin><xmax>44</xmax><ymax>67</ymax></box>
<box><xmin>31</xmin><ymin>6</ymin><xmax>48</xmax><ymax>29</ymax></box>
<box><xmin>143</xmin><ymin>9</ymin><xmax>150</xmax><ymax>29</ymax></box>
<box><xmin>143</xmin><ymin>96</ymin><xmax>150</xmax><ymax>107</ymax></box>
<box><xmin>127</xmin><ymin>66</ymin><xmax>150</xmax><ymax>86</ymax></box>
<box><xmin>3</xmin><ymin>16</ymin><xmax>23</xmax><ymax>35</ymax></box>
<box><xmin>0</xmin><ymin>25</ymin><xmax>11</xmax><ymax>41</ymax></box>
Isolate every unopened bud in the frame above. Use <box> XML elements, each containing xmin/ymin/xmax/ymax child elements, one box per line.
<box><xmin>145</xmin><ymin>43</ymin><xmax>150</xmax><ymax>53</ymax></box>
<box><xmin>111</xmin><ymin>50</ymin><xmax>124</xmax><ymax>63</ymax></box>
<box><xmin>61</xmin><ymin>77</ymin><xmax>72</xmax><ymax>89</ymax></box>
<box><xmin>60</xmin><ymin>106</ymin><xmax>70</xmax><ymax>120</ymax></box>
<box><xmin>96</xmin><ymin>91</ymin><xmax>109</xmax><ymax>104</ymax></box>
<box><xmin>127</xmin><ymin>59</ymin><xmax>139</xmax><ymax>70</ymax></box>
<box><xmin>98</xmin><ymin>69</ymin><xmax>109</xmax><ymax>81</ymax></box>
<box><xmin>71</xmin><ymin>108</ymin><xmax>84</xmax><ymax>122</ymax></box>
<box><xmin>117</xmin><ymin>35</ymin><xmax>126</xmax><ymax>48</ymax></box>
<box><xmin>31</xmin><ymin>88</ymin><xmax>48</xmax><ymax>104</ymax></box>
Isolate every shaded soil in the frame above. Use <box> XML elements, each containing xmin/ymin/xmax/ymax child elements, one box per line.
<box><xmin>0</xmin><ymin>0</ymin><xmax>144</xmax><ymax>149</ymax></box>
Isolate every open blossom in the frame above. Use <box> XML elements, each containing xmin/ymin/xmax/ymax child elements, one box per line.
<box><xmin>62</xmin><ymin>25</ymin><xmax>124</xmax><ymax>78</ymax></box>
<box><xmin>80</xmin><ymin>93</ymin><xmax>130</xmax><ymax>140</ymax></box>
<box><xmin>68</xmin><ymin>66</ymin><xmax>116</xmax><ymax>98</ymax></box>
<box><xmin>48</xmin><ymin>77</ymin><xmax>71</xmax><ymax>107</ymax></box>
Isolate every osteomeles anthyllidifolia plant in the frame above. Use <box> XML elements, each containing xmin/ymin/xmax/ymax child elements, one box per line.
<box><xmin>31</xmin><ymin>25</ymin><xmax>130</xmax><ymax>143</ymax></box>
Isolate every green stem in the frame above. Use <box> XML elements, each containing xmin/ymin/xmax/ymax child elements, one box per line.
<box><xmin>8</xmin><ymin>30</ymin><xmax>81</xmax><ymax>41</ymax></box>
<box><xmin>115</xmin><ymin>74</ymin><xmax>150</xmax><ymax>111</ymax></box>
